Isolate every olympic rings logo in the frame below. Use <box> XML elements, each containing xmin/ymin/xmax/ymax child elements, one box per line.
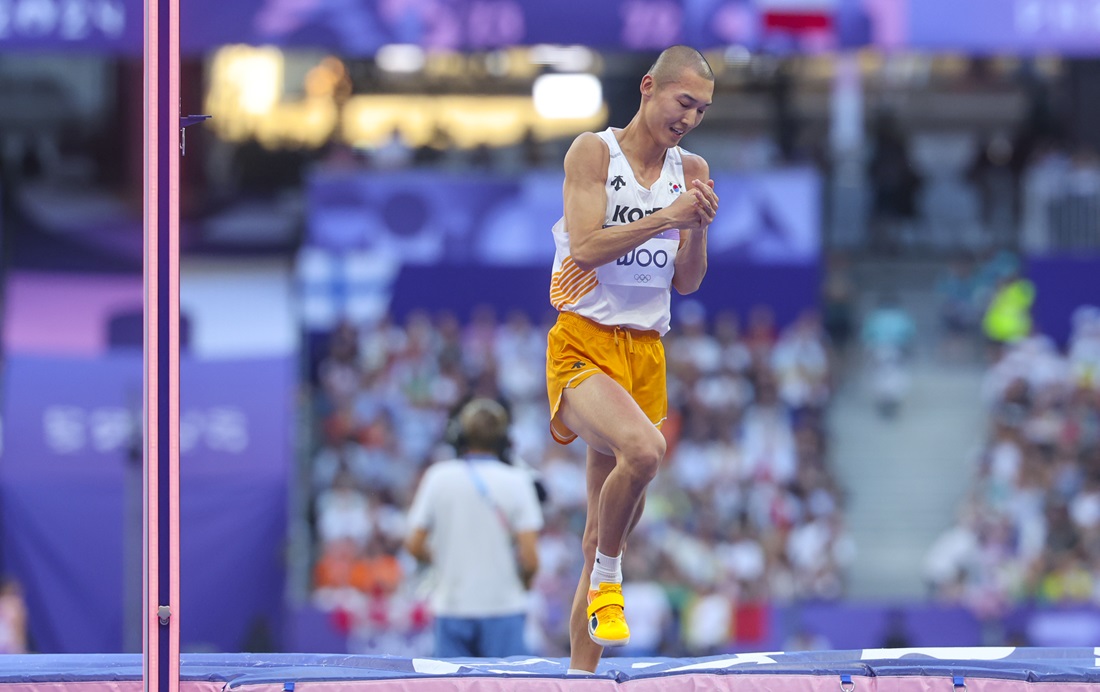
<box><xmin>634</xmin><ymin>274</ymin><xmax>651</xmax><ymax>283</ymax></box>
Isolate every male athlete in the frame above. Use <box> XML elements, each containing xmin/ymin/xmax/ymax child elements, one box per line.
<box><xmin>544</xmin><ymin>45</ymin><xmax>719</xmax><ymax>673</ymax></box>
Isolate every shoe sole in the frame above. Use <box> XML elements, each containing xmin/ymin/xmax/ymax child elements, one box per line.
<box><xmin>589</xmin><ymin>632</ymin><xmax>631</xmax><ymax>647</ymax></box>
<box><xmin>588</xmin><ymin>621</ymin><xmax>630</xmax><ymax>647</ymax></box>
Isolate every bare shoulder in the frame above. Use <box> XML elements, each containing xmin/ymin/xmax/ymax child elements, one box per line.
<box><xmin>680</xmin><ymin>149</ymin><xmax>711</xmax><ymax>181</ymax></box>
<box><xmin>564</xmin><ymin>131</ymin><xmax>610</xmax><ymax>180</ymax></box>
<box><xmin>569</xmin><ymin>130</ymin><xmax>608</xmax><ymax>155</ymax></box>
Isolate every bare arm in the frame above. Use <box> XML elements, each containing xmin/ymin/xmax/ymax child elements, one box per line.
<box><xmin>672</xmin><ymin>153</ymin><xmax>718</xmax><ymax>295</ymax></box>
<box><xmin>564</xmin><ymin>133</ymin><xmax>711</xmax><ymax>272</ymax></box>
<box><xmin>405</xmin><ymin>527</ymin><xmax>431</xmax><ymax>564</ymax></box>
<box><xmin>514</xmin><ymin>530</ymin><xmax>540</xmax><ymax>590</ymax></box>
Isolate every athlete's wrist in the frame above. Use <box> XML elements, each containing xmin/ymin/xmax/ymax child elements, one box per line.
<box><xmin>646</xmin><ymin>208</ymin><xmax>679</xmax><ymax>236</ymax></box>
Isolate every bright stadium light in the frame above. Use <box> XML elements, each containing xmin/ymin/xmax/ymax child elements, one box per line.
<box><xmin>533</xmin><ymin>73</ymin><xmax>602</xmax><ymax>119</ymax></box>
<box><xmin>376</xmin><ymin>44</ymin><xmax>426</xmax><ymax>73</ymax></box>
<box><xmin>212</xmin><ymin>45</ymin><xmax>282</xmax><ymax>116</ymax></box>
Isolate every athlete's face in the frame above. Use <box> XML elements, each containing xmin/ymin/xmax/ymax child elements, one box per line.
<box><xmin>642</xmin><ymin>69</ymin><xmax>714</xmax><ymax>147</ymax></box>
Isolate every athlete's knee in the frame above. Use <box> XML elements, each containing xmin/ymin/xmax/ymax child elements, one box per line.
<box><xmin>618</xmin><ymin>428</ymin><xmax>666</xmax><ymax>483</ymax></box>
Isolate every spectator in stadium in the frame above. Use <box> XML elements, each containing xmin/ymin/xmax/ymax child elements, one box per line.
<box><xmin>745</xmin><ymin>305</ymin><xmax>779</xmax><ymax>362</ymax></box>
<box><xmin>314</xmin><ymin>468</ymin><xmax>373</xmax><ymax>549</ymax></box>
<box><xmin>867</xmin><ymin>109</ymin><xmax>921</xmax><ymax>253</ymax></box>
<box><xmin>712</xmin><ymin>309</ymin><xmax>754</xmax><ymax>376</ymax></box>
<box><xmin>405</xmin><ymin>398</ymin><xmax>543</xmax><ymax>658</ymax></box>
<box><xmin>861</xmin><ymin>293</ymin><xmax>916</xmax><ymax>418</ymax></box>
<box><xmin>935</xmin><ymin>258</ymin><xmax>981</xmax><ymax>362</ymax></box>
<box><xmin>1068</xmin><ymin>306</ymin><xmax>1100</xmax><ymax>388</ymax></box>
<box><xmin>740</xmin><ymin>370</ymin><xmax>798</xmax><ymax>486</ymax></box>
<box><xmin>981</xmin><ymin>273</ymin><xmax>1036</xmax><ymax>357</ymax></box>
<box><xmin>317</xmin><ymin>320</ymin><xmax>362</xmax><ymax>413</ymax></box>
<box><xmin>771</xmin><ymin>310</ymin><xmax>831</xmax><ymax>414</ymax></box>
<box><xmin>822</xmin><ymin>253</ymin><xmax>857</xmax><ymax>355</ymax></box>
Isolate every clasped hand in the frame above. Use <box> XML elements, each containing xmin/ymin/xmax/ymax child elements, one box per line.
<box><xmin>663</xmin><ymin>179</ymin><xmax>719</xmax><ymax>231</ymax></box>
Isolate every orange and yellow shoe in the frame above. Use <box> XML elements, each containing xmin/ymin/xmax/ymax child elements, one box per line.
<box><xmin>587</xmin><ymin>582</ymin><xmax>630</xmax><ymax>647</ymax></box>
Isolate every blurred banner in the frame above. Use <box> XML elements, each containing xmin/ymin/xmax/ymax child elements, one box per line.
<box><xmin>0</xmin><ymin>353</ymin><xmax>294</xmax><ymax>652</ymax></box>
<box><xmin>306</xmin><ymin>168</ymin><xmax>820</xmax><ymax>265</ymax></box>
<box><xmin>907</xmin><ymin>0</ymin><xmax>1100</xmax><ymax>55</ymax></box>
<box><xmin>9</xmin><ymin>0</ymin><xmax>1100</xmax><ymax>56</ymax></box>
<box><xmin>299</xmin><ymin>167</ymin><xmax>821</xmax><ymax>327</ymax></box>
<box><xmin>0</xmin><ymin>0</ymin><xmax>876</xmax><ymax>54</ymax></box>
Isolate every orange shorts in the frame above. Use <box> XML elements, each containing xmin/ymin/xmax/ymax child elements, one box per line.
<box><xmin>546</xmin><ymin>311</ymin><xmax>667</xmax><ymax>445</ymax></box>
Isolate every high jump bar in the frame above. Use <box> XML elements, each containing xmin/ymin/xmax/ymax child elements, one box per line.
<box><xmin>143</xmin><ymin>0</ymin><xmax>180</xmax><ymax>689</ymax></box>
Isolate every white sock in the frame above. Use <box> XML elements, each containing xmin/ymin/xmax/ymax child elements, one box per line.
<box><xmin>566</xmin><ymin>668</ymin><xmax>594</xmax><ymax>676</ymax></box>
<box><xmin>590</xmin><ymin>549</ymin><xmax>622</xmax><ymax>589</ymax></box>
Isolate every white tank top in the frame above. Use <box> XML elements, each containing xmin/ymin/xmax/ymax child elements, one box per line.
<box><xmin>549</xmin><ymin>128</ymin><xmax>686</xmax><ymax>335</ymax></box>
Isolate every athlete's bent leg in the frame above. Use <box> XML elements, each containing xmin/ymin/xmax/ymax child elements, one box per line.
<box><xmin>568</xmin><ymin>448</ymin><xmax>614</xmax><ymax>672</ymax></box>
<box><xmin>559</xmin><ymin>374</ymin><xmax>666</xmax><ymax>558</ymax></box>
<box><xmin>568</xmin><ymin>449</ymin><xmax>650</xmax><ymax>672</ymax></box>
<box><xmin>558</xmin><ymin>373</ymin><xmax>667</xmax><ymax>661</ymax></box>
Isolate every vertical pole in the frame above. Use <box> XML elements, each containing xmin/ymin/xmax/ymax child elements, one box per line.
<box><xmin>143</xmin><ymin>0</ymin><xmax>180</xmax><ymax>689</ymax></box>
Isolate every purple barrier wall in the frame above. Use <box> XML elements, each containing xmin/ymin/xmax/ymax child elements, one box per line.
<box><xmin>772</xmin><ymin>602</ymin><xmax>984</xmax><ymax>650</ymax></box>
<box><xmin>286</xmin><ymin>600</ymin><xmax>1100</xmax><ymax>655</ymax></box>
<box><xmin>1025</xmin><ymin>254</ymin><xmax>1100</xmax><ymax>348</ymax></box>
<box><xmin>388</xmin><ymin>262</ymin><xmax>822</xmax><ymax>330</ymax></box>
<box><xmin>0</xmin><ymin>354</ymin><xmax>295</xmax><ymax>653</ymax></box>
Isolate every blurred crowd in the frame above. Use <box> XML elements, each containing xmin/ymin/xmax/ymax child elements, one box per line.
<box><xmin>306</xmin><ymin>302</ymin><xmax>852</xmax><ymax>657</ymax></box>
<box><xmin>1021</xmin><ymin>143</ymin><xmax>1100</xmax><ymax>252</ymax></box>
<box><xmin>924</xmin><ymin>305</ymin><xmax>1100</xmax><ymax>617</ymax></box>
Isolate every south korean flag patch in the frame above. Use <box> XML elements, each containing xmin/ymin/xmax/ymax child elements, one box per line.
<box><xmin>668</xmin><ymin>181</ymin><xmax>683</xmax><ymax>195</ymax></box>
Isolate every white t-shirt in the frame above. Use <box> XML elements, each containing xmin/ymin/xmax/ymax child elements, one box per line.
<box><xmin>407</xmin><ymin>456</ymin><xmax>544</xmax><ymax>617</ymax></box>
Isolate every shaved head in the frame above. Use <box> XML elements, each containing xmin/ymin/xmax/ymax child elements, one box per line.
<box><xmin>647</xmin><ymin>45</ymin><xmax>714</xmax><ymax>88</ymax></box>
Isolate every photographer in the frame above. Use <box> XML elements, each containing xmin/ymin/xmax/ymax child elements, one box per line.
<box><xmin>405</xmin><ymin>398</ymin><xmax>543</xmax><ymax>658</ymax></box>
